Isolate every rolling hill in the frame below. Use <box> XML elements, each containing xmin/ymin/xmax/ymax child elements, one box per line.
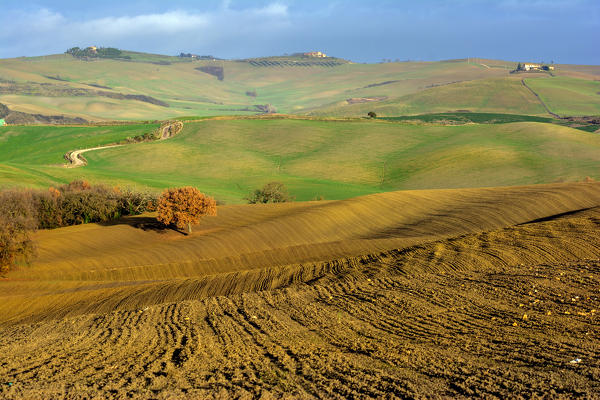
<box><xmin>1</xmin><ymin>117</ymin><xmax>599</xmax><ymax>202</ymax></box>
<box><xmin>2</xmin><ymin>39</ymin><xmax>600</xmax><ymax>400</ymax></box>
<box><xmin>1</xmin><ymin>182</ymin><xmax>600</xmax><ymax>397</ymax></box>
<box><xmin>2</xmin><ymin>182</ymin><xmax>600</xmax><ymax>326</ymax></box>
<box><xmin>0</xmin><ymin>52</ymin><xmax>598</xmax><ymax>121</ymax></box>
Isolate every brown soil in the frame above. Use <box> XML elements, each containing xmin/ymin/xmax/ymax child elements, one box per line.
<box><xmin>0</xmin><ymin>204</ymin><xmax>599</xmax><ymax>398</ymax></box>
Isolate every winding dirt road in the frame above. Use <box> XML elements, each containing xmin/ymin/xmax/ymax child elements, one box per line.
<box><xmin>64</xmin><ymin>120</ymin><xmax>183</xmax><ymax>168</ymax></box>
<box><xmin>64</xmin><ymin>144</ymin><xmax>124</xmax><ymax>168</ymax></box>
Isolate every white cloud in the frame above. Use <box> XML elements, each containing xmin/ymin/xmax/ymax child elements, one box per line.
<box><xmin>84</xmin><ymin>11</ymin><xmax>210</xmax><ymax>37</ymax></box>
<box><xmin>0</xmin><ymin>3</ymin><xmax>291</xmax><ymax>57</ymax></box>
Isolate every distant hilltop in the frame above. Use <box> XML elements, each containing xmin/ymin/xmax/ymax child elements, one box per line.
<box><xmin>65</xmin><ymin>46</ymin><xmax>131</xmax><ymax>60</ymax></box>
<box><xmin>62</xmin><ymin>46</ymin><xmax>338</xmax><ymax>63</ymax></box>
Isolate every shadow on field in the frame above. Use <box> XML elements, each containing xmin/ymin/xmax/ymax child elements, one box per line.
<box><xmin>98</xmin><ymin>216</ymin><xmax>185</xmax><ymax>235</ymax></box>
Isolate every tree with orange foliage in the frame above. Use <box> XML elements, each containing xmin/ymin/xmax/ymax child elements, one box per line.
<box><xmin>156</xmin><ymin>187</ymin><xmax>217</xmax><ymax>233</ymax></box>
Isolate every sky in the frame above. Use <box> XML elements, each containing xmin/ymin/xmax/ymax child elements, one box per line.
<box><xmin>1</xmin><ymin>0</ymin><xmax>598</xmax><ymax>64</ymax></box>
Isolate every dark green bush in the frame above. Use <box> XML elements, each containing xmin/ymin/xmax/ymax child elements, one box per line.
<box><xmin>246</xmin><ymin>182</ymin><xmax>293</xmax><ymax>204</ymax></box>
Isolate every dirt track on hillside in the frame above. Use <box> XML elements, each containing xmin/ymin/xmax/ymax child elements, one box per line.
<box><xmin>1</xmin><ymin>206</ymin><xmax>599</xmax><ymax>398</ymax></box>
<box><xmin>64</xmin><ymin>121</ymin><xmax>183</xmax><ymax>167</ymax></box>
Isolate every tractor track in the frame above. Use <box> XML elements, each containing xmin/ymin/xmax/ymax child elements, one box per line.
<box><xmin>1</xmin><ymin>208</ymin><xmax>600</xmax><ymax>398</ymax></box>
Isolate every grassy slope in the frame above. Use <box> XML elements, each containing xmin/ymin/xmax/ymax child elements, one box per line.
<box><xmin>0</xmin><ymin>55</ymin><xmax>532</xmax><ymax>120</ymax></box>
<box><xmin>2</xmin><ymin>182</ymin><xmax>600</xmax><ymax>325</ymax></box>
<box><xmin>525</xmin><ymin>76</ymin><xmax>600</xmax><ymax>116</ymax></box>
<box><xmin>0</xmin><ymin>55</ymin><xmax>597</xmax><ymax>120</ymax></box>
<box><xmin>0</xmin><ymin>123</ymin><xmax>158</xmax><ymax>187</ymax></box>
<box><xmin>309</xmin><ymin>77</ymin><xmax>549</xmax><ymax>116</ymax></box>
<box><xmin>1</xmin><ymin>118</ymin><xmax>599</xmax><ymax>201</ymax></box>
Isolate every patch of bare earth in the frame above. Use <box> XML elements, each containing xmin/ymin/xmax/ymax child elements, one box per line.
<box><xmin>346</xmin><ymin>97</ymin><xmax>388</xmax><ymax>104</ymax></box>
<box><xmin>0</xmin><ymin>207</ymin><xmax>599</xmax><ymax>398</ymax></box>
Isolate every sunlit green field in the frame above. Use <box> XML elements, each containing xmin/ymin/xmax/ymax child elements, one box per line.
<box><xmin>2</xmin><ymin>118</ymin><xmax>599</xmax><ymax>203</ymax></box>
<box><xmin>0</xmin><ymin>123</ymin><xmax>157</xmax><ymax>187</ymax></box>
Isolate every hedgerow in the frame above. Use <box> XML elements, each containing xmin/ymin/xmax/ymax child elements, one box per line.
<box><xmin>0</xmin><ymin>181</ymin><xmax>158</xmax><ymax>272</ymax></box>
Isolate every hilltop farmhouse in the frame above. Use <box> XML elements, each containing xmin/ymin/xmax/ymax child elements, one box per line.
<box><xmin>512</xmin><ymin>62</ymin><xmax>556</xmax><ymax>73</ymax></box>
<box><xmin>304</xmin><ymin>51</ymin><xmax>327</xmax><ymax>58</ymax></box>
<box><xmin>523</xmin><ymin>63</ymin><xmax>555</xmax><ymax>71</ymax></box>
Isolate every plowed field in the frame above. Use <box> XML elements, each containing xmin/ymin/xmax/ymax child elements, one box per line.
<box><xmin>1</xmin><ymin>183</ymin><xmax>600</xmax><ymax>398</ymax></box>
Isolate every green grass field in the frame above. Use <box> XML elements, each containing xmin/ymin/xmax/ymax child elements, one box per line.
<box><xmin>380</xmin><ymin>112</ymin><xmax>599</xmax><ymax>131</ymax></box>
<box><xmin>0</xmin><ymin>123</ymin><xmax>158</xmax><ymax>187</ymax></box>
<box><xmin>310</xmin><ymin>77</ymin><xmax>551</xmax><ymax>117</ymax></box>
<box><xmin>1</xmin><ymin>118</ymin><xmax>599</xmax><ymax>203</ymax></box>
<box><xmin>380</xmin><ymin>112</ymin><xmax>554</xmax><ymax>124</ymax></box>
<box><xmin>524</xmin><ymin>76</ymin><xmax>600</xmax><ymax>116</ymax></box>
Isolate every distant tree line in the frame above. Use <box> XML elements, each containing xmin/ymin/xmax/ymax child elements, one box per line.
<box><xmin>66</xmin><ymin>47</ymin><xmax>131</xmax><ymax>60</ymax></box>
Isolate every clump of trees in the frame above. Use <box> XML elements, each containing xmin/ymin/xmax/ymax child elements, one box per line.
<box><xmin>66</xmin><ymin>47</ymin><xmax>131</xmax><ymax>60</ymax></box>
<box><xmin>368</xmin><ymin>111</ymin><xmax>377</xmax><ymax>118</ymax></box>
<box><xmin>0</xmin><ymin>181</ymin><xmax>158</xmax><ymax>273</ymax></box>
<box><xmin>246</xmin><ymin>182</ymin><xmax>293</xmax><ymax>204</ymax></box>
<box><xmin>35</xmin><ymin>180</ymin><xmax>158</xmax><ymax>228</ymax></box>
<box><xmin>157</xmin><ymin>187</ymin><xmax>217</xmax><ymax>234</ymax></box>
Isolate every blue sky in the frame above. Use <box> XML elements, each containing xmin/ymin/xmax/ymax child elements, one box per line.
<box><xmin>1</xmin><ymin>0</ymin><xmax>598</xmax><ymax>64</ymax></box>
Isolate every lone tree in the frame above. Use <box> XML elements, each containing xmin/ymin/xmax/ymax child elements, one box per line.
<box><xmin>157</xmin><ymin>187</ymin><xmax>217</xmax><ymax>234</ymax></box>
<box><xmin>368</xmin><ymin>111</ymin><xmax>377</xmax><ymax>118</ymax></box>
<box><xmin>246</xmin><ymin>182</ymin><xmax>293</xmax><ymax>204</ymax></box>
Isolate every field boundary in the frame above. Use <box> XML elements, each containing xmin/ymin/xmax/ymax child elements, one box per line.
<box><xmin>521</xmin><ymin>78</ymin><xmax>561</xmax><ymax>118</ymax></box>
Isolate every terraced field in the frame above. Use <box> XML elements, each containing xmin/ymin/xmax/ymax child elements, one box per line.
<box><xmin>1</xmin><ymin>183</ymin><xmax>599</xmax><ymax>398</ymax></box>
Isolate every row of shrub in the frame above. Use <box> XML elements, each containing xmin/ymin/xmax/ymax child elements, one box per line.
<box><xmin>0</xmin><ymin>181</ymin><xmax>158</xmax><ymax>273</ymax></box>
<box><xmin>1</xmin><ymin>180</ymin><xmax>298</xmax><ymax>273</ymax></box>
